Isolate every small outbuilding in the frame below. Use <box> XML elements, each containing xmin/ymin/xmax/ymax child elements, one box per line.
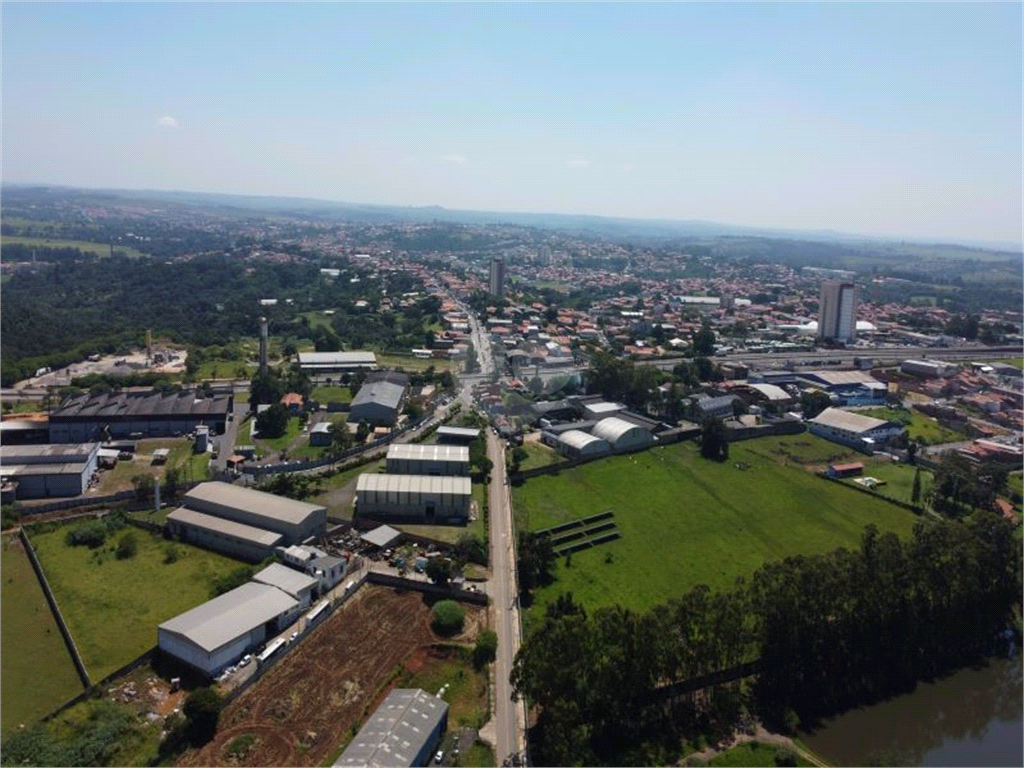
<box><xmin>360</xmin><ymin>524</ymin><xmax>404</xmax><ymax>551</ymax></box>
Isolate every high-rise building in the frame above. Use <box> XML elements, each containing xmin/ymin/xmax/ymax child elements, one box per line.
<box><xmin>489</xmin><ymin>256</ymin><xmax>505</xmax><ymax>297</ymax></box>
<box><xmin>818</xmin><ymin>281</ymin><xmax>859</xmax><ymax>343</ymax></box>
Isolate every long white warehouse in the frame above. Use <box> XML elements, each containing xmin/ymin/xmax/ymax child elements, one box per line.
<box><xmin>157</xmin><ymin>582</ymin><xmax>299</xmax><ymax>676</ymax></box>
<box><xmin>356</xmin><ymin>474</ymin><xmax>471</xmax><ymax>523</ymax></box>
<box><xmin>386</xmin><ymin>443</ymin><xmax>470</xmax><ymax>476</ymax></box>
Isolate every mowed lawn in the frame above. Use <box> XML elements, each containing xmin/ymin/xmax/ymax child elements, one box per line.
<box><xmin>29</xmin><ymin>525</ymin><xmax>248</xmax><ymax>681</ymax></box>
<box><xmin>857</xmin><ymin>406</ymin><xmax>966</xmax><ymax>445</ymax></box>
<box><xmin>512</xmin><ymin>437</ymin><xmax>921</xmax><ymax>617</ymax></box>
<box><xmin>1</xmin><ymin>534</ymin><xmax>84</xmax><ymax>736</ymax></box>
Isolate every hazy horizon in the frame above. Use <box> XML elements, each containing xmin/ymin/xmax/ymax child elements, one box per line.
<box><xmin>3</xmin><ymin>2</ymin><xmax>1021</xmax><ymax>246</ymax></box>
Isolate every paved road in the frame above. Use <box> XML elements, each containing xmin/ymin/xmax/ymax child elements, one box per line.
<box><xmin>487</xmin><ymin>428</ymin><xmax>525</xmax><ymax>766</ymax></box>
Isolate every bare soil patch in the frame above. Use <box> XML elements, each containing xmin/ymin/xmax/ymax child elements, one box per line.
<box><xmin>177</xmin><ymin>585</ymin><xmax>482</xmax><ymax>767</ymax></box>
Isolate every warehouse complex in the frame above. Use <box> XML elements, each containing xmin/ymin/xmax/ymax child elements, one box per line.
<box><xmin>48</xmin><ymin>390</ymin><xmax>232</xmax><ymax>442</ymax></box>
<box><xmin>0</xmin><ymin>443</ymin><xmax>100</xmax><ymax>500</ymax></box>
<box><xmin>386</xmin><ymin>444</ymin><xmax>470</xmax><ymax>476</ymax></box>
<box><xmin>334</xmin><ymin>688</ymin><xmax>449</xmax><ymax>768</ymax></box>
<box><xmin>166</xmin><ymin>482</ymin><xmax>327</xmax><ymax>561</ymax></box>
<box><xmin>356</xmin><ymin>474</ymin><xmax>471</xmax><ymax>522</ymax></box>
<box><xmin>157</xmin><ymin>582</ymin><xmax>300</xmax><ymax>676</ymax></box>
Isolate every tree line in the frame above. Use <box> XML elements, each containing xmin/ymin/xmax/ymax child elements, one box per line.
<box><xmin>511</xmin><ymin>515</ymin><xmax>1021</xmax><ymax>766</ymax></box>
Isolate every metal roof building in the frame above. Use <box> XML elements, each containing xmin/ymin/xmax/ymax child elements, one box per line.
<box><xmin>555</xmin><ymin>430</ymin><xmax>610</xmax><ymax>459</ymax></box>
<box><xmin>48</xmin><ymin>390</ymin><xmax>232</xmax><ymax>443</ymax></box>
<box><xmin>590</xmin><ymin>417</ymin><xmax>656</xmax><ymax>452</ymax></box>
<box><xmin>350</xmin><ymin>380</ymin><xmax>407</xmax><ymax>427</ymax></box>
<box><xmin>166</xmin><ymin>507</ymin><xmax>284</xmax><ymax>562</ymax></box>
<box><xmin>252</xmin><ymin>562</ymin><xmax>319</xmax><ymax>607</ymax></box>
<box><xmin>157</xmin><ymin>582</ymin><xmax>299</xmax><ymax>676</ymax></box>
<box><xmin>182</xmin><ymin>482</ymin><xmax>327</xmax><ymax>544</ymax></box>
<box><xmin>807</xmin><ymin>407</ymin><xmax>905</xmax><ymax>452</ymax></box>
<box><xmin>356</xmin><ymin>474</ymin><xmax>471</xmax><ymax>523</ymax></box>
<box><xmin>434</xmin><ymin>425</ymin><xmax>481</xmax><ymax>444</ymax></box>
<box><xmin>386</xmin><ymin>444</ymin><xmax>470</xmax><ymax>476</ymax></box>
<box><xmin>297</xmin><ymin>351</ymin><xmax>379</xmax><ymax>373</ymax></box>
<box><xmin>361</xmin><ymin>524</ymin><xmax>404</xmax><ymax>550</ymax></box>
<box><xmin>0</xmin><ymin>443</ymin><xmax>100</xmax><ymax>499</ymax></box>
<box><xmin>334</xmin><ymin>688</ymin><xmax>449</xmax><ymax>768</ymax></box>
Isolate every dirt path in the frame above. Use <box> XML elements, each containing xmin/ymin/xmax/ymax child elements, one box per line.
<box><xmin>682</xmin><ymin>724</ymin><xmax>828</xmax><ymax>767</ymax></box>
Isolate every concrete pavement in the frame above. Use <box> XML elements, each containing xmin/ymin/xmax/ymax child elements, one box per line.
<box><xmin>487</xmin><ymin>428</ymin><xmax>526</xmax><ymax>766</ymax></box>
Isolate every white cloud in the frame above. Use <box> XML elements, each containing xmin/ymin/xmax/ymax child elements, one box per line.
<box><xmin>440</xmin><ymin>153</ymin><xmax>468</xmax><ymax>165</ymax></box>
<box><xmin>567</xmin><ymin>158</ymin><xmax>590</xmax><ymax>168</ymax></box>
<box><xmin>156</xmin><ymin>115</ymin><xmax>179</xmax><ymax>128</ymax></box>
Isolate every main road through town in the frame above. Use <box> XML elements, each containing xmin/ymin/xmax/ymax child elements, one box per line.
<box><xmin>487</xmin><ymin>425</ymin><xmax>526</xmax><ymax>766</ymax></box>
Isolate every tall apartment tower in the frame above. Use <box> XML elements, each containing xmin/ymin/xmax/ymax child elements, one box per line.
<box><xmin>817</xmin><ymin>281</ymin><xmax>859</xmax><ymax>343</ymax></box>
<box><xmin>259</xmin><ymin>316</ymin><xmax>269</xmax><ymax>375</ymax></box>
<box><xmin>489</xmin><ymin>256</ymin><xmax>505</xmax><ymax>297</ymax></box>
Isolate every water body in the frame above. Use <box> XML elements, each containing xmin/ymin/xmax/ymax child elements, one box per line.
<box><xmin>800</xmin><ymin>656</ymin><xmax>1022</xmax><ymax>766</ymax></box>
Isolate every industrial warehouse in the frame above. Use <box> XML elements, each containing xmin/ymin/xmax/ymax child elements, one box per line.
<box><xmin>806</xmin><ymin>407</ymin><xmax>906</xmax><ymax>452</ymax></box>
<box><xmin>386</xmin><ymin>443</ymin><xmax>470</xmax><ymax>476</ymax></box>
<box><xmin>47</xmin><ymin>389</ymin><xmax>232</xmax><ymax>442</ymax></box>
<box><xmin>296</xmin><ymin>351</ymin><xmax>378</xmax><ymax>374</ymax></box>
<box><xmin>355</xmin><ymin>474</ymin><xmax>471</xmax><ymax>523</ymax></box>
<box><xmin>0</xmin><ymin>443</ymin><xmax>100</xmax><ymax>500</ymax></box>
<box><xmin>157</xmin><ymin>581</ymin><xmax>300</xmax><ymax>676</ymax></box>
<box><xmin>334</xmin><ymin>688</ymin><xmax>449</xmax><ymax>768</ymax></box>
<box><xmin>166</xmin><ymin>482</ymin><xmax>327</xmax><ymax>561</ymax></box>
<box><xmin>349</xmin><ymin>379</ymin><xmax>407</xmax><ymax>426</ymax></box>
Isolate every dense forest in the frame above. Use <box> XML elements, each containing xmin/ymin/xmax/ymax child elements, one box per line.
<box><xmin>0</xmin><ymin>254</ymin><xmax>386</xmax><ymax>386</ymax></box>
<box><xmin>511</xmin><ymin>515</ymin><xmax>1021</xmax><ymax>766</ymax></box>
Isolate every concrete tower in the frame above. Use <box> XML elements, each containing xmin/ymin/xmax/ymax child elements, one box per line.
<box><xmin>818</xmin><ymin>281</ymin><xmax>859</xmax><ymax>343</ymax></box>
<box><xmin>489</xmin><ymin>256</ymin><xmax>505</xmax><ymax>298</ymax></box>
<box><xmin>259</xmin><ymin>316</ymin><xmax>269</xmax><ymax>375</ymax></box>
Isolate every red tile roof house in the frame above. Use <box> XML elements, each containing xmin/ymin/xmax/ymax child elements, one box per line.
<box><xmin>280</xmin><ymin>392</ymin><xmax>304</xmax><ymax>412</ymax></box>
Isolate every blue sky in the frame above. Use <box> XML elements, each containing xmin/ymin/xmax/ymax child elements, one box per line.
<box><xmin>3</xmin><ymin>2</ymin><xmax>1021</xmax><ymax>245</ymax></box>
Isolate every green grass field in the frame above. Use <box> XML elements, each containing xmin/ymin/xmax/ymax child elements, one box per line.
<box><xmin>512</xmin><ymin>437</ymin><xmax>921</xmax><ymax>618</ymax></box>
<box><xmin>464</xmin><ymin>740</ymin><xmax>497</xmax><ymax>767</ymax></box>
<box><xmin>311</xmin><ymin>385</ymin><xmax>354</xmax><ymax>404</ymax></box>
<box><xmin>256</xmin><ymin>415</ymin><xmax>305</xmax><ymax>452</ymax></box>
<box><xmin>1</xmin><ymin>534</ymin><xmax>84</xmax><ymax>736</ymax></box>
<box><xmin>708</xmin><ymin>741</ymin><xmax>813</xmax><ymax>767</ymax></box>
<box><xmin>1002</xmin><ymin>358</ymin><xmax>1023</xmax><ymax>369</ymax></box>
<box><xmin>842</xmin><ymin>462</ymin><xmax>933</xmax><ymax>506</ymax></box>
<box><xmin>376</xmin><ymin>353</ymin><xmax>451</xmax><ymax>372</ymax></box>
<box><xmin>29</xmin><ymin>524</ymin><xmax>247</xmax><ymax>680</ymax></box>
<box><xmin>857</xmin><ymin>407</ymin><xmax>965</xmax><ymax>445</ymax></box>
<box><xmin>514</xmin><ymin>441</ymin><xmax>562</xmax><ymax>471</ymax></box>
<box><xmin>1</xmin><ymin>235</ymin><xmax>144</xmax><ymax>258</ymax></box>
<box><xmin>395</xmin><ymin>646</ymin><xmax>489</xmax><ymax>729</ymax></box>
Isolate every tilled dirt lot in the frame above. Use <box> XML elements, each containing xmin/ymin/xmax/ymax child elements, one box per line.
<box><xmin>177</xmin><ymin>585</ymin><xmax>481</xmax><ymax>767</ymax></box>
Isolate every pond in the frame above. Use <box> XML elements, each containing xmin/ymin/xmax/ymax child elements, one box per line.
<box><xmin>800</xmin><ymin>655</ymin><xmax>1022</xmax><ymax>766</ymax></box>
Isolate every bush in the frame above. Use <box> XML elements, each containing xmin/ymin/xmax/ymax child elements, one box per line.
<box><xmin>163</xmin><ymin>544</ymin><xmax>180</xmax><ymax>564</ymax></box>
<box><xmin>211</xmin><ymin>565</ymin><xmax>255</xmax><ymax>597</ymax></box>
<box><xmin>115</xmin><ymin>532</ymin><xmax>138</xmax><ymax>560</ymax></box>
<box><xmin>182</xmin><ymin>686</ymin><xmax>223</xmax><ymax>743</ymax></box>
<box><xmin>66</xmin><ymin>520</ymin><xmax>109</xmax><ymax>548</ymax></box>
<box><xmin>430</xmin><ymin>600</ymin><xmax>465</xmax><ymax>636</ymax></box>
<box><xmin>473</xmin><ymin>629</ymin><xmax>498</xmax><ymax>669</ymax></box>
<box><xmin>775</xmin><ymin>746</ymin><xmax>799</xmax><ymax>767</ymax></box>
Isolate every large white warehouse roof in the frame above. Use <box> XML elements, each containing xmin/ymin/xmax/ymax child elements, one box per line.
<box><xmin>184</xmin><ymin>482</ymin><xmax>326</xmax><ymax>525</ymax></box>
<box><xmin>591</xmin><ymin>417</ymin><xmax>650</xmax><ymax>445</ymax></box>
<box><xmin>158</xmin><ymin>582</ymin><xmax>298</xmax><ymax>653</ymax></box>
<box><xmin>809</xmin><ymin>407</ymin><xmax>891</xmax><ymax>435</ymax></box>
<box><xmin>356</xmin><ymin>474</ymin><xmax>471</xmax><ymax>496</ymax></box>
<box><xmin>557</xmin><ymin>430</ymin><xmax>609</xmax><ymax>453</ymax></box>
<box><xmin>386</xmin><ymin>444</ymin><xmax>469</xmax><ymax>463</ymax></box>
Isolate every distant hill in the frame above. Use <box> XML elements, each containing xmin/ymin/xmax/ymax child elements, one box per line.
<box><xmin>4</xmin><ymin>183</ymin><xmax>1020</xmax><ymax>253</ymax></box>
